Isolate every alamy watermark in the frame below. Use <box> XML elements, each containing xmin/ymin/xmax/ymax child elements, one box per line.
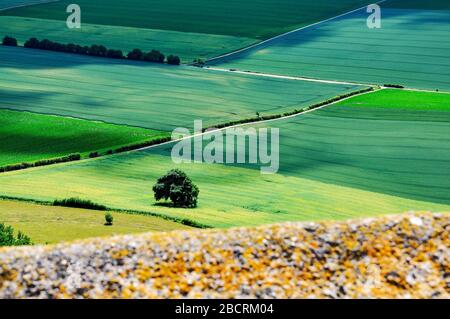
<box><xmin>171</xmin><ymin>121</ymin><xmax>280</xmax><ymax>174</ymax></box>
<box><xmin>367</xmin><ymin>4</ymin><xmax>381</xmax><ymax>29</ymax></box>
<box><xmin>66</xmin><ymin>4</ymin><xmax>81</xmax><ymax>29</ymax></box>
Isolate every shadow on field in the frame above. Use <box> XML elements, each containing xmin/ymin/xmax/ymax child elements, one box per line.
<box><xmin>0</xmin><ymin>45</ymin><xmax>170</xmax><ymax>70</ymax></box>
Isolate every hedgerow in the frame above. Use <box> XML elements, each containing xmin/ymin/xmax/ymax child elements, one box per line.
<box><xmin>10</xmin><ymin>36</ymin><xmax>181</xmax><ymax>65</ymax></box>
<box><xmin>203</xmin><ymin>87</ymin><xmax>374</xmax><ymax>131</ymax></box>
<box><xmin>53</xmin><ymin>198</ymin><xmax>107</xmax><ymax>211</ymax></box>
<box><xmin>0</xmin><ymin>154</ymin><xmax>81</xmax><ymax>173</ymax></box>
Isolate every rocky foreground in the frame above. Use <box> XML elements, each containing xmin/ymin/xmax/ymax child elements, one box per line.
<box><xmin>0</xmin><ymin>213</ymin><xmax>448</xmax><ymax>299</ymax></box>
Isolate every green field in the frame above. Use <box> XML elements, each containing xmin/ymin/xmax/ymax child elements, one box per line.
<box><xmin>0</xmin><ymin>0</ymin><xmax>375</xmax><ymax>62</ymax></box>
<box><xmin>332</xmin><ymin>89</ymin><xmax>450</xmax><ymax>111</ymax></box>
<box><xmin>386</xmin><ymin>0</ymin><xmax>450</xmax><ymax>10</ymax></box>
<box><xmin>0</xmin><ymin>109</ymin><xmax>168</xmax><ymax>166</ymax></box>
<box><xmin>0</xmin><ymin>199</ymin><xmax>192</xmax><ymax>244</ymax></box>
<box><xmin>0</xmin><ymin>46</ymin><xmax>364</xmax><ymax>131</ymax></box>
<box><xmin>1</xmin><ymin>90</ymin><xmax>448</xmax><ymax>228</ymax></box>
<box><xmin>1</xmin><ymin>0</ymin><xmax>449</xmax><ymax>243</ymax></box>
<box><xmin>0</xmin><ymin>0</ymin><xmax>54</xmax><ymax>10</ymax></box>
<box><xmin>2</xmin><ymin>0</ymin><xmax>373</xmax><ymax>39</ymax></box>
<box><xmin>210</xmin><ymin>6</ymin><xmax>450</xmax><ymax>91</ymax></box>
<box><xmin>0</xmin><ymin>16</ymin><xmax>256</xmax><ymax>62</ymax></box>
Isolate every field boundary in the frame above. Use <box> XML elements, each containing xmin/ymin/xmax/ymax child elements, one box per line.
<box><xmin>0</xmin><ymin>196</ymin><xmax>213</xmax><ymax>229</ymax></box>
<box><xmin>204</xmin><ymin>68</ymin><xmax>450</xmax><ymax>94</ymax></box>
<box><xmin>205</xmin><ymin>67</ymin><xmax>370</xmax><ymax>86</ymax></box>
<box><xmin>0</xmin><ymin>132</ymin><xmax>172</xmax><ymax>174</ymax></box>
<box><xmin>206</xmin><ymin>0</ymin><xmax>388</xmax><ymax>63</ymax></box>
<box><xmin>0</xmin><ymin>86</ymin><xmax>374</xmax><ymax>174</ymax></box>
<box><xmin>133</xmin><ymin>86</ymin><xmax>376</xmax><ymax>153</ymax></box>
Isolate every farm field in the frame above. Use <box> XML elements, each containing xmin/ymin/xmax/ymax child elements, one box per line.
<box><xmin>0</xmin><ymin>16</ymin><xmax>256</xmax><ymax>62</ymax></box>
<box><xmin>0</xmin><ymin>199</ymin><xmax>192</xmax><ymax>244</ymax></box>
<box><xmin>0</xmin><ymin>0</ymin><xmax>375</xmax><ymax>62</ymax></box>
<box><xmin>0</xmin><ymin>46</ymin><xmax>364</xmax><ymax>132</ymax></box>
<box><xmin>0</xmin><ymin>0</ymin><xmax>55</xmax><ymax>10</ymax></box>
<box><xmin>331</xmin><ymin>89</ymin><xmax>450</xmax><ymax>112</ymax></box>
<box><xmin>1</xmin><ymin>89</ymin><xmax>448</xmax><ymax>228</ymax></box>
<box><xmin>386</xmin><ymin>0</ymin><xmax>450</xmax><ymax>10</ymax></box>
<box><xmin>209</xmin><ymin>5</ymin><xmax>450</xmax><ymax>91</ymax></box>
<box><xmin>2</xmin><ymin>0</ymin><xmax>374</xmax><ymax>39</ymax></box>
<box><xmin>0</xmin><ymin>109</ymin><xmax>168</xmax><ymax>167</ymax></box>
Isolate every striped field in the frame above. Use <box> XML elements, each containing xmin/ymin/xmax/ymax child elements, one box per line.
<box><xmin>1</xmin><ymin>0</ymin><xmax>374</xmax><ymax>39</ymax></box>
<box><xmin>0</xmin><ymin>16</ymin><xmax>256</xmax><ymax>62</ymax></box>
<box><xmin>1</xmin><ymin>89</ymin><xmax>448</xmax><ymax>227</ymax></box>
<box><xmin>209</xmin><ymin>5</ymin><xmax>450</xmax><ymax>91</ymax></box>
<box><xmin>0</xmin><ymin>46</ymin><xmax>364</xmax><ymax>132</ymax></box>
<box><xmin>0</xmin><ymin>0</ymin><xmax>375</xmax><ymax>62</ymax></box>
<box><xmin>0</xmin><ymin>109</ymin><xmax>168</xmax><ymax>166</ymax></box>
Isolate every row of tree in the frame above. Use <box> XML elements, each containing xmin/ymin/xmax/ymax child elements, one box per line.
<box><xmin>2</xmin><ymin>36</ymin><xmax>181</xmax><ymax>65</ymax></box>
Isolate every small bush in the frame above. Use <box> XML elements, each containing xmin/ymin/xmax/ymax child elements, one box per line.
<box><xmin>180</xmin><ymin>218</ymin><xmax>206</xmax><ymax>228</ymax></box>
<box><xmin>2</xmin><ymin>36</ymin><xmax>17</xmax><ymax>46</ymax></box>
<box><xmin>53</xmin><ymin>198</ymin><xmax>107</xmax><ymax>211</ymax></box>
<box><xmin>384</xmin><ymin>84</ymin><xmax>404</xmax><ymax>89</ymax></box>
<box><xmin>167</xmin><ymin>55</ymin><xmax>181</xmax><ymax>65</ymax></box>
<box><xmin>104</xmin><ymin>213</ymin><xmax>114</xmax><ymax>226</ymax></box>
<box><xmin>89</xmin><ymin>151</ymin><xmax>99</xmax><ymax>158</ymax></box>
<box><xmin>193</xmin><ymin>58</ymin><xmax>205</xmax><ymax>67</ymax></box>
<box><xmin>114</xmin><ymin>137</ymin><xmax>171</xmax><ymax>153</ymax></box>
<box><xmin>0</xmin><ymin>223</ymin><xmax>32</xmax><ymax>247</ymax></box>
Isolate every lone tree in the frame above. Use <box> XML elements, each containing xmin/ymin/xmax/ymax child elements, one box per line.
<box><xmin>153</xmin><ymin>169</ymin><xmax>199</xmax><ymax>208</ymax></box>
<box><xmin>104</xmin><ymin>212</ymin><xmax>114</xmax><ymax>226</ymax></box>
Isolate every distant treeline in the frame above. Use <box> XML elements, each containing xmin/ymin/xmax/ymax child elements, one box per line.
<box><xmin>2</xmin><ymin>35</ymin><xmax>181</xmax><ymax>65</ymax></box>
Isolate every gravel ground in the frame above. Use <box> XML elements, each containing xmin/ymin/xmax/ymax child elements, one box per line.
<box><xmin>0</xmin><ymin>212</ymin><xmax>448</xmax><ymax>299</ymax></box>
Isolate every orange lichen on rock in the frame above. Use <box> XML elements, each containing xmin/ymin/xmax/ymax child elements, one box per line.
<box><xmin>0</xmin><ymin>212</ymin><xmax>448</xmax><ymax>299</ymax></box>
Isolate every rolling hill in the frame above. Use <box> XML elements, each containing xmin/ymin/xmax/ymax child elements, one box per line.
<box><xmin>209</xmin><ymin>2</ymin><xmax>450</xmax><ymax>91</ymax></box>
<box><xmin>1</xmin><ymin>89</ymin><xmax>448</xmax><ymax>227</ymax></box>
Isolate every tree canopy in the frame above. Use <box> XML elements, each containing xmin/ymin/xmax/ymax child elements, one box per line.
<box><xmin>153</xmin><ymin>169</ymin><xmax>199</xmax><ymax>208</ymax></box>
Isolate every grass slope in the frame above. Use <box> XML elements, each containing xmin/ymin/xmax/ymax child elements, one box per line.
<box><xmin>0</xmin><ymin>46</ymin><xmax>364</xmax><ymax>131</ymax></box>
<box><xmin>0</xmin><ymin>16</ymin><xmax>256</xmax><ymax>62</ymax></box>
<box><xmin>0</xmin><ymin>200</ymin><xmax>192</xmax><ymax>244</ymax></box>
<box><xmin>1</xmin><ymin>90</ymin><xmax>448</xmax><ymax>227</ymax></box>
<box><xmin>0</xmin><ymin>109</ymin><xmax>168</xmax><ymax>166</ymax></box>
<box><xmin>1</xmin><ymin>0</ymin><xmax>374</xmax><ymax>39</ymax></box>
<box><xmin>210</xmin><ymin>7</ymin><xmax>450</xmax><ymax>91</ymax></box>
